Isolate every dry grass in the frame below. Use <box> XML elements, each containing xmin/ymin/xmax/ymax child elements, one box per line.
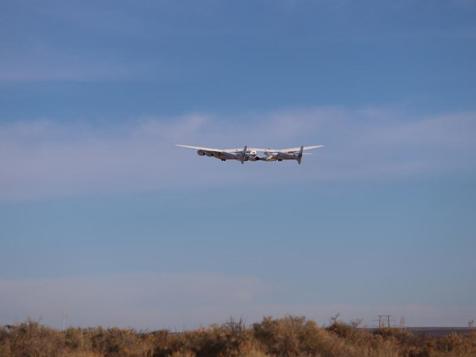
<box><xmin>1</xmin><ymin>317</ymin><xmax>475</xmax><ymax>357</ymax></box>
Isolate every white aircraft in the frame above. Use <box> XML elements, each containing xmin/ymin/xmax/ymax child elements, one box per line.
<box><xmin>176</xmin><ymin>144</ymin><xmax>324</xmax><ymax>164</ymax></box>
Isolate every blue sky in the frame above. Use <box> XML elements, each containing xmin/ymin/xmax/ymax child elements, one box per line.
<box><xmin>0</xmin><ymin>0</ymin><xmax>475</xmax><ymax>328</ymax></box>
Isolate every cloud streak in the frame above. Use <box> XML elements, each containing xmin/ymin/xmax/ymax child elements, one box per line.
<box><xmin>0</xmin><ymin>273</ymin><xmax>264</xmax><ymax>329</ymax></box>
<box><xmin>1</xmin><ymin>273</ymin><xmax>474</xmax><ymax>329</ymax></box>
<box><xmin>1</xmin><ymin>108</ymin><xmax>475</xmax><ymax>200</ymax></box>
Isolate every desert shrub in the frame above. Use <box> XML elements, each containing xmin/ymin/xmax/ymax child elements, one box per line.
<box><xmin>327</xmin><ymin>321</ymin><xmax>369</xmax><ymax>342</ymax></box>
<box><xmin>3</xmin><ymin>320</ymin><xmax>65</xmax><ymax>357</ymax></box>
<box><xmin>149</xmin><ymin>330</ymin><xmax>174</xmax><ymax>357</ymax></box>
<box><xmin>61</xmin><ymin>352</ymin><xmax>104</xmax><ymax>357</ymax></box>
<box><xmin>373</xmin><ymin>327</ymin><xmax>414</xmax><ymax>342</ymax></box>
<box><xmin>169</xmin><ymin>351</ymin><xmax>195</xmax><ymax>357</ymax></box>
<box><xmin>0</xmin><ymin>326</ymin><xmax>12</xmax><ymax>357</ymax></box>
<box><xmin>2</xmin><ymin>317</ymin><xmax>476</xmax><ymax>357</ymax></box>
<box><xmin>151</xmin><ymin>319</ymin><xmax>254</xmax><ymax>357</ymax></box>
<box><xmin>431</xmin><ymin>332</ymin><xmax>476</xmax><ymax>356</ymax></box>
<box><xmin>64</xmin><ymin>327</ymin><xmax>94</xmax><ymax>352</ymax></box>
<box><xmin>252</xmin><ymin>315</ymin><xmax>359</xmax><ymax>357</ymax></box>
<box><xmin>182</xmin><ymin>319</ymin><xmax>253</xmax><ymax>357</ymax></box>
<box><xmin>253</xmin><ymin>316</ymin><xmax>304</xmax><ymax>356</ymax></box>
<box><xmin>88</xmin><ymin>327</ymin><xmax>154</xmax><ymax>357</ymax></box>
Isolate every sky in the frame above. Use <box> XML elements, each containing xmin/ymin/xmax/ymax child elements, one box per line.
<box><xmin>0</xmin><ymin>0</ymin><xmax>476</xmax><ymax>329</ymax></box>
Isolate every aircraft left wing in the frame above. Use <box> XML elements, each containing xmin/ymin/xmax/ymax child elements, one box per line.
<box><xmin>176</xmin><ymin>144</ymin><xmax>244</xmax><ymax>153</ymax></box>
<box><xmin>176</xmin><ymin>144</ymin><xmax>250</xmax><ymax>163</ymax></box>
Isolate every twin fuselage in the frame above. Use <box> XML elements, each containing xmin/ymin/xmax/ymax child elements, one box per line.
<box><xmin>197</xmin><ymin>148</ymin><xmax>301</xmax><ymax>163</ymax></box>
<box><xmin>177</xmin><ymin>144</ymin><xmax>323</xmax><ymax>165</ymax></box>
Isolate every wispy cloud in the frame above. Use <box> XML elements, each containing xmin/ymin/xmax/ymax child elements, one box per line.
<box><xmin>1</xmin><ymin>273</ymin><xmax>474</xmax><ymax>328</ymax></box>
<box><xmin>1</xmin><ymin>108</ymin><xmax>475</xmax><ymax>200</ymax></box>
<box><xmin>0</xmin><ymin>273</ymin><xmax>265</xmax><ymax>329</ymax></box>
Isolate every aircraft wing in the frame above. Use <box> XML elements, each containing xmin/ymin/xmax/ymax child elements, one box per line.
<box><xmin>254</xmin><ymin>145</ymin><xmax>324</xmax><ymax>153</ymax></box>
<box><xmin>278</xmin><ymin>145</ymin><xmax>324</xmax><ymax>153</ymax></box>
<box><xmin>176</xmin><ymin>144</ymin><xmax>243</xmax><ymax>153</ymax></box>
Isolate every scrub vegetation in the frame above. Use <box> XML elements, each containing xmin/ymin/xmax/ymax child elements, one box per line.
<box><xmin>1</xmin><ymin>316</ymin><xmax>475</xmax><ymax>357</ymax></box>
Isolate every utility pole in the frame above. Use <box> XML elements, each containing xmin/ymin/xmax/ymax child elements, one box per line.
<box><xmin>378</xmin><ymin>314</ymin><xmax>391</xmax><ymax>328</ymax></box>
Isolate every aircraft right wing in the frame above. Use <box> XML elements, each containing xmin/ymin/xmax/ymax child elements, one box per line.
<box><xmin>275</xmin><ymin>145</ymin><xmax>324</xmax><ymax>153</ymax></box>
<box><xmin>254</xmin><ymin>145</ymin><xmax>324</xmax><ymax>153</ymax></box>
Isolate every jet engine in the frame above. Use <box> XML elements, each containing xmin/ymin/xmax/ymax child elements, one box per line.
<box><xmin>197</xmin><ymin>150</ymin><xmax>206</xmax><ymax>156</ymax></box>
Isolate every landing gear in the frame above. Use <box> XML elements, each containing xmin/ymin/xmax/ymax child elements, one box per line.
<box><xmin>221</xmin><ymin>159</ymin><xmax>226</xmax><ymax>161</ymax></box>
